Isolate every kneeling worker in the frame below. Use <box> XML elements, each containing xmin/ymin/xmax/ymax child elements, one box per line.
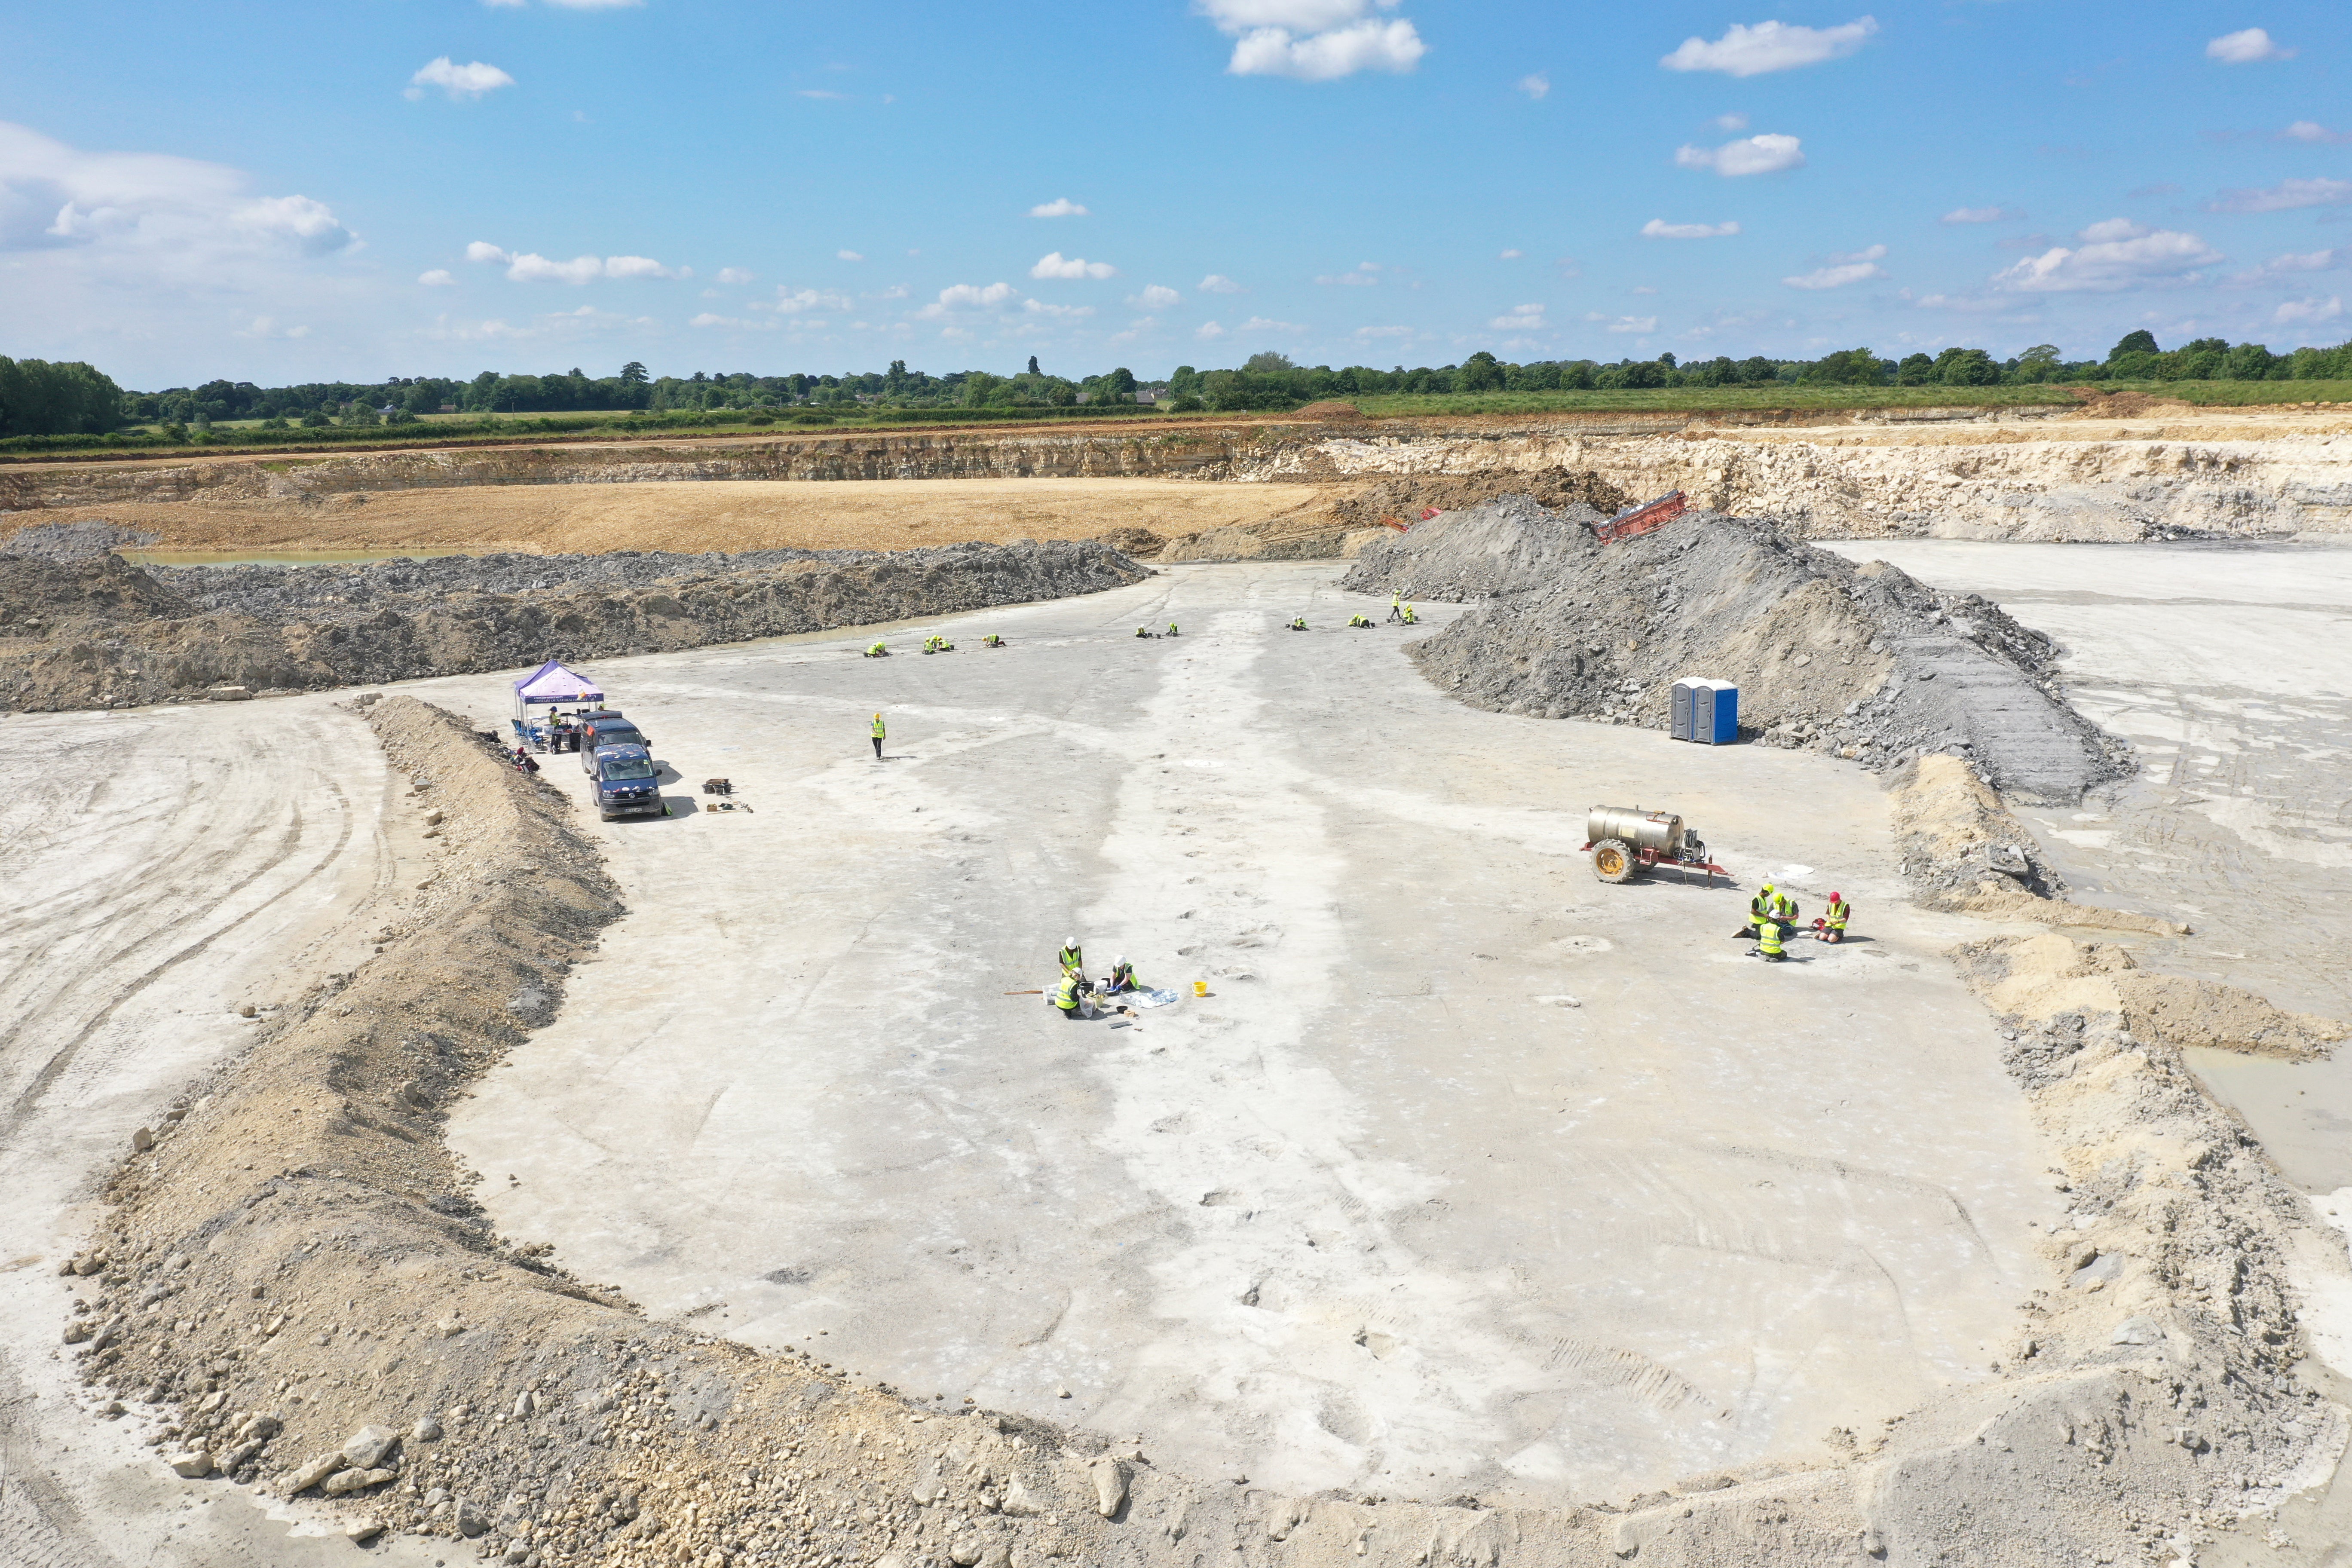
<box><xmin>982</xmin><ymin>634</ymin><xmax>1004</xmax><ymax>648</ymax></box>
<box><xmin>1104</xmin><ymin>956</ymin><xmax>1143</xmax><ymax>994</ymax></box>
<box><xmin>1050</xmin><ymin>971</ymin><xmax>1088</xmax><ymax>1019</ymax></box>
<box><xmin>1816</xmin><ymin>891</ymin><xmax>1851</xmax><ymax>943</ymax></box>
<box><xmin>1348</xmin><ymin>613</ymin><xmax>1373</xmax><ymax>628</ymax></box>
<box><xmin>1400</xmin><ymin>603</ymin><xmax>1418</xmax><ymax>624</ymax></box>
<box><xmin>865</xmin><ymin>641</ymin><xmax>888</xmax><ymax>658</ymax></box>
<box><xmin>1136</xmin><ymin>626</ymin><xmax>1154</xmax><ymax>638</ymax></box>
<box><xmin>1738</xmin><ymin>883</ymin><xmax>1778</xmax><ymax>940</ymax></box>
<box><xmin>1289</xmin><ymin>616</ymin><xmax>1308</xmax><ymax>631</ymax></box>
<box><xmin>1750</xmin><ymin>919</ymin><xmax>1788</xmax><ymax>962</ymax></box>
<box><xmin>1167</xmin><ymin>622</ymin><xmax>1180</xmax><ymax>637</ymax></box>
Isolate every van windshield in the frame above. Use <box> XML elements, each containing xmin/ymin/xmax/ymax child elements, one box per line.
<box><xmin>602</xmin><ymin>757</ymin><xmax>657</xmax><ymax>781</ymax></box>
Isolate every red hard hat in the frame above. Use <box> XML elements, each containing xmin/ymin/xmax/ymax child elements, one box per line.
<box><xmin>1831</xmin><ymin>891</ymin><xmax>1841</xmax><ymax>900</ymax></box>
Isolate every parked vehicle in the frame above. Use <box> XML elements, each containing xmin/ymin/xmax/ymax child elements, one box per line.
<box><xmin>587</xmin><ymin>745</ymin><xmax>664</xmax><ymax>820</ymax></box>
<box><xmin>578</xmin><ymin>714</ymin><xmax>651</xmax><ymax>770</ymax></box>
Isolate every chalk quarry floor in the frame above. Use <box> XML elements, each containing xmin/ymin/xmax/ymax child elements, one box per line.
<box><xmin>392</xmin><ymin>561</ymin><xmax>2060</xmax><ymax>1509</ymax></box>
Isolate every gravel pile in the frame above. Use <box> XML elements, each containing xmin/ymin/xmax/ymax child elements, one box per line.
<box><xmin>0</xmin><ymin>539</ymin><xmax>1149</xmax><ymax>713</ymax></box>
<box><xmin>1343</xmin><ymin>495</ymin><xmax>2131</xmax><ymax>804</ymax></box>
<box><xmin>0</xmin><ymin>518</ymin><xmax>158</xmax><ymax>560</ymax></box>
<box><xmin>151</xmin><ymin>546</ymin><xmax>872</xmax><ymax>622</ymax></box>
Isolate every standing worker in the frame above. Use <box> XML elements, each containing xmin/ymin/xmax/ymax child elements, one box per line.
<box><xmin>870</xmin><ymin>713</ymin><xmax>886</xmax><ymax>760</ymax></box>
<box><xmin>1816</xmin><ymin>892</ymin><xmax>1851</xmax><ymax>943</ymax></box>
<box><xmin>1387</xmin><ymin>591</ymin><xmax>1403</xmax><ymax>623</ymax></box>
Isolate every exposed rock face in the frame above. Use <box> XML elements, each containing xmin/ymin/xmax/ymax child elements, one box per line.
<box><xmin>1343</xmin><ymin>496</ymin><xmax>2128</xmax><ymax>803</ymax></box>
<box><xmin>0</xmin><ymin>539</ymin><xmax>1149</xmax><ymax>713</ymax></box>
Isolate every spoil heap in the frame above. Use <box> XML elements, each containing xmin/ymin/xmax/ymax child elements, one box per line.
<box><xmin>0</xmin><ymin>539</ymin><xmax>1148</xmax><ymax>712</ymax></box>
<box><xmin>1343</xmin><ymin>495</ymin><xmax>2130</xmax><ymax>804</ymax></box>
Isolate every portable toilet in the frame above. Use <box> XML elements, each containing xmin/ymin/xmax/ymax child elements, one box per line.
<box><xmin>1672</xmin><ymin>677</ymin><xmax>1739</xmax><ymax>743</ymax></box>
<box><xmin>1694</xmin><ymin>679</ymin><xmax>1739</xmax><ymax>744</ymax></box>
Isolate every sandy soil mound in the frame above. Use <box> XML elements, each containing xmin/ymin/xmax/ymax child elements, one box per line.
<box><xmin>1342</xmin><ymin>496</ymin><xmax>2129</xmax><ymax>803</ymax></box>
<box><xmin>0</xmin><ymin>540</ymin><xmax>1148</xmax><ymax>714</ymax></box>
<box><xmin>5</xmin><ymin>477</ymin><xmax>1329</xmax><ymax>560</ymax></box>
<box><xmin>1958</xmin><ymin>931</ymin><xmax>2346</xmax><ymax>1061</ymax></box>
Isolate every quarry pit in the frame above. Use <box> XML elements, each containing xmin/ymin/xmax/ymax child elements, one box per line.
<box><xmin>6</xmin><ymin>408</ymin><xmax>2352</xmax><ymax>1567</ymax></box>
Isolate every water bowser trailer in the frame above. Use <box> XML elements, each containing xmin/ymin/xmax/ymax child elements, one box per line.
<box><xmin>1582</xmin><ymin>805</ymin><xmax>1729</xmax><ymax>885</ymax></box>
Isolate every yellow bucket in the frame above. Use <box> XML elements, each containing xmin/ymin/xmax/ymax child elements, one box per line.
<box><xmin>1192</xmin><ymin>980</ymin><xmax>1208</xmax><ymax>997</ymax></box>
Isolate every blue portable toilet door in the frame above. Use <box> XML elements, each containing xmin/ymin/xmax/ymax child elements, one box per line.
<box><xmin>1708</xmin><ymin>681</ymin><xmax>1740</xmax><ymax>744</ymax></box>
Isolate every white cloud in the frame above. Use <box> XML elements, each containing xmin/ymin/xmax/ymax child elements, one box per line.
<box><xmin>407</xmin><ymin>58</ymin><xmax>515</xmax><ymax>101</ymax></box>
<box><xmin>1195</xmin><ymin>320</ymin><xmax>1227</xmax><ymax>340</ymax></box>
<box><xmin>2282</xmin><ymin>121</ymin><xmax>2352</xmax><ymax>144</ymax></box>
<box><xmin>1993</xmin><ymin>222</ymin><xmax>2222</xmax><ymax>293</ymax></box>
<box><xmin>715</xmin><ymin>266</ymin><xmax>754</xmax><ymax>285</ymax></box>
<box><xmin>772</xmin><ymin>285</ymin><xmax>855</xmax><ymax>313</ymax></box>
<box><xmin>1030</xmin><ymin>251</ymin><xmax>1118</xmax><ymax>280</ymax></box>
<box><xmin>2206</xmin><ymin>28</ymin><xmax>2291</xmax><ymax>63</ymax></box>
<box><xmin>1239</xmin><ymin>315</ymin><xmax>1305</xmax><ymax>332</ymax></box>
<box><xmin>1199</xmin><ymin>273</ymin><xmax>1246</xmax><ymax>293</ymax></box>
<box><xmin>1517</xmin><ymin>73</ymin><xmax>1549</xmax><ymax>99</ymax></box>
<box><xmin>689</xmin><ymin>312</ymin><xmax>775</xmax><ymax>331</ymax></box>
<box><xmin>1200</xmin><ymin>2</ymin><xmax>1427</xmax><ymax>81</ymax></box>
<box><xmin>1661</xmin><ymin>17</ymin><xmax>1877</xmax><ymax>77</ymax></box>
<box><xmin>601</xmin><ymin>254</ymin><xmax>674</xmax><ymax>279</ymax></box>
<box><xmin>1029</xmin><ymin>197</ymin><xmax>1089</xmax><ymax>217</ymax></box>
<box><xmin>836</xmin><ymin>248</ymin><xmax>864</xmax><ymax>261</ymax></box>
<box><xmin>542</xmin><ymin>0</ymin><xmax>645</xmax><ymax>7</ymax></box>
<box><xmin>1498</xmin><ymin>248</ymin><xmax>1524</xmax><ymax>259</ymax></box>
<box><xmin>238</xmin><ymin>316</ymin><xmax>310</xmax><ymax>339</ymax></box>
<box><xmin>468</xmin><ymin>247</ymin><xmax>678</xmax><ymax>284</ymax></box>
<box><xmin>1784</xmin><ymin>243</ymin><xmax>1886</xmax><ymax>289</ymax></box>
<box><xmin>1315</xmin><ymin>262</ymin><xmax>1380</xmax><ymax>286</ymax></box>
<box><xmin>2233</xmin><ymin>248</ymin><xmax>2342</xmax><ymax>282</ymax></box>
<box><xmin>1713</xmin><ymin>112</ymin><xmax>1749</xmax><ymax>131</ymax></box>
<box><xmin>796</xmin><ymin>90</ymin><xmax>850</xmax><ymax>101</ymax></box>
<box><xmin>1022</xmin><ymin>299</ymin><xmax>1096</xmax><ymax>318</ymax></box>
<box><xmin>1355</xmin><ymin>324</ymin><xmax>1415</xmax><ymax>338</ymax></box>
<box><xmin>1599</xmin><ymin>315</ymin><xmax>1658</xmax><ymax>334</ymax></box>
<box><xmin>1132</xmin><ymin>283</ymin><xmax>1182</xmax><ymax>309</ymax></box>
<box><xmin>1941</xmin><ymin>205</ymin><xmax>2018</xmax><ymax>224</ymax></box>
<box><xmin>504</xmin><ymin>253</ymin><xmax>606</xmax><ymax>285</ymax></box>
<box><xmin>1488</xmin><ymin>302</ymin><xmax>1545</xmax><ymax>328</ymax></box>
<box><xmin>912</xmin><ymin>281</ymin><xmax>1018</xmax><ymax>318</ymax></box>
<box><xmin>1642</xmin><ymin>218</ymin><xmax>1741</xmax><ymax>239</ymax></box>
<box><xmin>418</xmin><ymin>268</ymin><xmax>455</xmax><ymax>286</ymax></box>
<box><xmin>861</xmin><ymin>284</ymin><xmax>909</xmax><ymax>300</ymax></box>
<box><xmin>1675</xmin><ymin>133</ymin><xmax>1804</xmax><ymax>177</ymax></box>
<box><xmin>2276</xmin><ymin>296</ymin><xmax>2343</xmax><ymax>324</ymax></box>
<box><xmin>2206</xmin><ymin>178</ymin><xmax>2352</xmax><ymax>214</ymax></box>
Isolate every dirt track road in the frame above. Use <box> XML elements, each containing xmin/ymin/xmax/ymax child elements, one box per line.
<box><xmin>0</xmin><ymin>701</ymin><xmax>441</xmax><ymax>1567</ymax></box>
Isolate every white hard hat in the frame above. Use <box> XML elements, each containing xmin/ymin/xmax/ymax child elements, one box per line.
<box><xmin>1115</xmin><ymin>956</ymin><xmax>1127</xmax><ymax>965</ymax></box>
<box><xmin>1066</xmin><ymin>936</ymin><xmax>1078</xmax><ymax>948</ymax></box>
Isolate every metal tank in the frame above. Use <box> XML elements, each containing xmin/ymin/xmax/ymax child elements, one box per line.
<box><xmin>1585</xmin><ymin>806</ymin><xmax>1685</xmax><ymax>854</ymax></box>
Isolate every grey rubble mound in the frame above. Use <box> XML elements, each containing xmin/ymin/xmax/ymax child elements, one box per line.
<box><xmin>0</xmin><ymin>538</ymin><xmax>1148</xmax><ymax>714</ymax></box>
<box><xmin>1342</xmin><ymin>493</ymin><xmax>2129</xmax><ymax>804</ymax></box>
<box><xmin>0</xmin><ymin>518</ymin><xmax>159</xmax><ymax>560</ymax></box>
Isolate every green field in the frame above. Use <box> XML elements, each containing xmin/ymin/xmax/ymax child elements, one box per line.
<box><xmin>9</xmin><ymin>380</ymin><xmax>2350</xmax><ymax>463</ymax></box>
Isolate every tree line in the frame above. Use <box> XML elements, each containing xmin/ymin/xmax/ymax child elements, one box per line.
<box><xmin>9</xmin><ymin>328</ymin><xmax>2352</xmax><ymax>438</ymax></box>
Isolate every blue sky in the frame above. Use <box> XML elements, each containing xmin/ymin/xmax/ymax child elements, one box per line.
<box><xmin>4</xmin><ymin>2</ymin><xmax>2351</xmax><ymax>387</ymax></box>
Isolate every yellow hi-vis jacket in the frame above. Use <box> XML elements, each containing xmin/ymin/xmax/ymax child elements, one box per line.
<box><xmin>871</xmin><ymin>717</ymin><xmax>886</xmax><ymax>739</ymax></box>
<box><xmin>1052</xmin><ymin>977</ymin><xmax>1081</xmax><ymax>1013</ymax></box>
<box><xmin>1825</xmin><ymin>897</ymin><xmax>1851</xmax><ymax>929</ymax></box>
<box><xmin>1757</xmin><ymin>920</ymin><xmax>1785</xmax><ymax>956</ymax></box>
<box><xmin>1107</xmin><ymin>963</ymin><xmax>1140</xmax><ymax>992</ymax></box>
<box><xmin>1057</xmin><ymin>946</ymin><xmax>1084</xmax><ymax>974</ymax></box>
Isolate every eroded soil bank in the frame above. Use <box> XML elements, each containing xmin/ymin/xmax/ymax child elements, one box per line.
<box><xmin>0</xmin><ymin>539</ymin><xmax>1145</xmax><ymax>713</ymax></box>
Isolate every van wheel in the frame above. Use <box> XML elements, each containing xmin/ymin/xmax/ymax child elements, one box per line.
<box><xmin>1592</xmin><ymin>839</ymin><xmax>1636</xmax><ymax>883</ymax></box>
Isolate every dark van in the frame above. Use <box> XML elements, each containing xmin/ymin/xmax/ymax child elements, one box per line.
<box><xmin>579</xmin><ymin>714</ymin><xmax>651</xmax><ymax>770</ymax></box>
<box><xmin>587</xmin><ymin>745</ymin><xmax>664</xmax><ymax>820</ymax></box>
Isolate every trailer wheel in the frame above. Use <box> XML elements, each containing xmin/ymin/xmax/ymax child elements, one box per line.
<box><xmin>1592</xmin><ymin>839</ymin><xmax>1635</xmax><ymax>883</ymax></box>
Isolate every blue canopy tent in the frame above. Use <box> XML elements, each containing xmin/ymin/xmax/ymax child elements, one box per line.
<box><xmin>510</xmin><ymin>660</ymin><xmax>604</xmax><ymax>748</ymax></box>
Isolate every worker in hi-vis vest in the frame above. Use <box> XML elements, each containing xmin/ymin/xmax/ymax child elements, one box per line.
<box><xmin>1387</xmin><ymin>591</ymin><xmax>1403</xmax><ymax>623</ymax></box>
<box><xmin>1050</xmin><ymin>973</ymin><xmax>1084</xmax><ymax>1019</ymax></box>
<box><xmin>1817</xmin><ymin>893</ymin><xmax>1852</xmax><ymax>943</ymax></box>
<box><xmin>1753</xmin><ymin>918</ymin><xmax>1788</xmax><ymax>962</ymax></box>
<box><xmin>1104</xmin><ymin>957</ymin><xmax>1142</xmax><ymax>994</ymax></box>
<box><xmin>1057</xmin><ymin>938</ymin><xmax>1084</xmax><ymax>977</ymax></box>
<box><xmin>870</xmin><ymin>713</ymin><xmax>885</xmax><ymax>760</ymax></box>
<box><xmin>1739</xmin><ymin>883</ymin><xmax>1777</xmax><ymax>939</ymax></box>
